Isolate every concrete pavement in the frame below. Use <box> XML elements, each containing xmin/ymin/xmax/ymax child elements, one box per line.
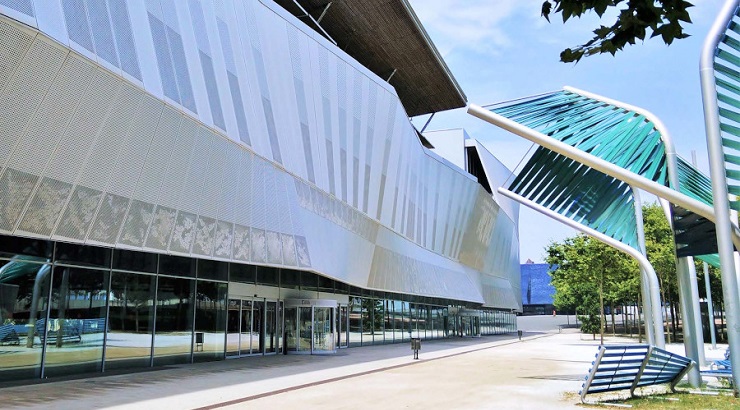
<box><xmin>0</xmin><ymin>315</ymin><xmax>725</xmax><ymax>409</ymax></box>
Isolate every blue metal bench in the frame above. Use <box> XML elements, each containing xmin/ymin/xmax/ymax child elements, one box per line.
<box><xmin>0</xmin><ymin>323</ymin><xmax>20</xmax><ymax>345</ymax></box>
<box><xmin>580</xmin><ymin>344</ymin><xmax>694</xmax><ymax>403</ymax></box>
<box><xmin>81</xmin><ymin>318</ymin><xmax>106</xmax><ymax>334</ymax></box>
<box><xmin>35</xmin><ymin>319</ymin><xmax>82</xmax><ymax>345</ymax></box>
<box><xmin>701</xmin><ymin>359</ymin><xmax>733</xmax><ymax>384</ymax></box>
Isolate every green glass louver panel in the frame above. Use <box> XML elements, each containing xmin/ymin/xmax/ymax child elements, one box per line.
<box><xmin>491</xmin><ymin>90</ymin><xmax>716</xmax><ymax>256</ymax></box>
<box><xmin>715</xmin><ymin>12</ymin><xmax>740</xmax><ymax>212</ymax></box>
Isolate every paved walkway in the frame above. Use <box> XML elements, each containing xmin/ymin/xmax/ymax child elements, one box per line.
<box><xmin>0</xmin><ymin>316</ymin><xmax>728</xmax><ymax>409</ymax></box>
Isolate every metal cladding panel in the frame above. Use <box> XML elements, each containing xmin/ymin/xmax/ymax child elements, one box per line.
<box><xmin>0</xmin><ymin>11</ymin><xmax>520</xmax><ymax>307</ymax></box>
<box><xmin>107</xmin><ymin>95</ymin><xmax>161</xmax><ymax>198</ymax></box>
<box><xmin>47</xmin><ymin>68</ymin><xmax>119</xmax><ymax>184</ymax></box>
<box><xmin>0</xmin><ymin>18</ymin><xmax>34</xmax><ymax>96</ymax></box>
<box><xmin>134</xmin><ymin>107</ymin><xmax>180</xmax><ymax>204</ymax></box>
<box><xmin>1</xmin><ymin>0</ymin><xmax>34</xmax><ymax>17</ymax></box>
<box><xmin>178</xmin><ymin>127</ymin><xmax>212</xmax><ymax>214</ymax></box>
<box><xmin>77</xmin><ymin>84</ymin><xmax>142</xmax><ymax>190</ymax></box>
<box><xmin>234</xmin><ymin>150</ymin><xmax>253</xmax><ymax>228</ymax></box>
<box><xmin>199</xmin><ymin>135</ymin><xmax>227</xmax><ymax>218</ymax></box>
<box><xmin>157</xmin><ymin>119</ymin><xmax>198</xmax><ymax>209</ymax></box>
<box><xmin>0</xmin><ymin>37</ymin><xmax>59</xmax><ymax>179</ymax></box>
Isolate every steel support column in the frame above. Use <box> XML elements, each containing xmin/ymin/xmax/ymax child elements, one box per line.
<box><xmin>700</xmin><ymin>0</ymin><xmax>740</xmax><ymax>393</ymax></box>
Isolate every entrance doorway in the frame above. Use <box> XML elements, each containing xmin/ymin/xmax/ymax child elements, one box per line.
<box><xmin>226</xmin><ymin>297</ymin><xmax>282</xmax><ymax>357</ymax></box>
<box><xmin>284</xmin><ymin>299</ymin><xmax>337</xmax><ymax>354</ymax></box>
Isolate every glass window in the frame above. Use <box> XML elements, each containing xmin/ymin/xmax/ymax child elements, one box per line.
<box><xmin>0</xmin><ymin>258</ymin><xmax>51</xmax><ymax>381</ymax></box>
<box><xmin>193</xmin><ymin>280</ymin><xmax>227</xmax><ymax>362</ymax></box>
<box><xmin>113</xmin><ymin>249</ymin><xmax>157</xmax><ymax>273</ymax></box>
<box><xmin>348</xmin><ymin>297</ymin><xmax>362</xmax><ymax>347</ymax></box>
<box><xmin>55</xmin><ymin>242</ymin><xmax>111</xmax><ymax>268</ymax></box>
<box><xmin>229</xmin><ymin>263</ymin><xmax>254</xmax><ymax>284</ymax></box>
<box><xmin>158</xmin><ymin>255</ymin><xmax>196</xmax><ymax>278</ymax></box>
<box><xmin>317</xmin><ymin>275</ymin><xmax>334</xmax><ymax>293</ymax></box>
<box><xmin>300</xmin><ymin>271</ymin><xmax>317</xmax><ymax>292</ymax></box>
<box><xmin>384</xmin><ymin>300</ymin><xmax>393</xmax><ymax>343</ymax></box>
<box><xmin>280</xmin><ymin>269</ymin><xmax>300</xmax><ymax>290</ymax></box>
<box><xmin>410</xmin><ymin>303</ymin><xmax>419</xmax><ymax>338</ymax></box>
<box><xmin>153</xmin><ymin>276</ymin><xmax>194</xmax><ymax>365</ymax></box>
<box><xmin>197</xmin><ymin>259</ymin><xmax>227</xmax><ymax>282</ymax></box>
<box><xmin>361</xmin><ymin>298</ymin><xmax>373</xmax><ymax>346</ymax></box>
<box><xmin>255</xmin><ymin>266</ymin><xmax>278</xmax><ymax>286</ymax></box>
<box><xmin>0</xmin><ymin>235</ymin><xmax>52</xmax><ymax>260</ymax></box>
<box><xmin>371</xmin><ymin>298</ymin><xmax>384</xmax><ymax>344</ymax></box>
<box><xmin>334</xmin><ymin>281</ymin><xmax>349</xmax><ymax>295</ymax></box>
<box><xmin>107</xmin><ymin>271</ymin><xmax>155</xmax><ymax>370</ymax></box>
<box><xmin>43</xmin><ymin>266</ymin><xmax>109</xmax><ymax>378</ymax></box>
<box><xmin>401</xmin><ymin>301</ymin><xmax>411</xmax><ymax>341</ymax></box>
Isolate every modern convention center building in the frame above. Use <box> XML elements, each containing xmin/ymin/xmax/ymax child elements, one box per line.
<box><xmin>0</xmin><ymin>0</ymin><xmax>521</xmax><ymax>382</ymax></box>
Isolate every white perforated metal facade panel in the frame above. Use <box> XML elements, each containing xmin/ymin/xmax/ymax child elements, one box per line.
<box><xmin>0</xmin><ymin>8</ymin><xmax>520</xmax><ymax>308</ymax></box>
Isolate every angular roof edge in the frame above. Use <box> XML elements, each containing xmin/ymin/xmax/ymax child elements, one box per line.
<box><xmin>275</xmin><ymin>0</ymin><xmax>467</xmax><ymax>116</ymax></box>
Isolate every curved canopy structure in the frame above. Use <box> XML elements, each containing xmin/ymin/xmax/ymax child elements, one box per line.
<box><xmin>484</xmin><ymin>88</ymin><xmax>723</xmax><ymax>265</ymax></box>
<box><xmin>470</xmin><ymin>87</ymin><xmax>720</xmax><ymax>382</ymax></box>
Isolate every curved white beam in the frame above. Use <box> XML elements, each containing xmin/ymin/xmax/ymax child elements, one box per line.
<box><xmin>498</xmin><ymin>187</ymin><xmax>665</xmax><ymax>348</ymax></box>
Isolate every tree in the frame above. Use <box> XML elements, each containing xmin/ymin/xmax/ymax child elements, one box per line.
<box><xmin>546</xmin><ymin>235</ymin><xmax>638</xmax><ymax>342</ymax></box>
<box><xmin>642</xmin><ymin>203</ymin><xmax>676</xmax><ymax>340</ymax></box>
<box><xmin>541</xmin><ymin>0</ymin><xmax>694</xmax><ymax>63</ymax></box>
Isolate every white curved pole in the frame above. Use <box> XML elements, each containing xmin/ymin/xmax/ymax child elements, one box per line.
<box><xmin>632</xmin><ymin>188</ymin><xmax>659</xmax><ymax>348</ymax></box>
<box><xmin>498</xmin><ymin>187</ymin><xmax>665</xmax><ymax>348</ymax></box>
<box><xmin>700</xmin><ymin>0</ymin><xmax>740</xmax><ymax>393</ymax></box>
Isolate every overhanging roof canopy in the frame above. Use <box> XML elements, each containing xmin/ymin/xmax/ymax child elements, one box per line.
<box><xmin>274</xmin><ymin>0</ymin><xmax>467</xmax><ymax>116</ymax></box>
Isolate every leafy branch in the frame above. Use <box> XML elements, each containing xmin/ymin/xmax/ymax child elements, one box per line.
<box><xmin>541</xmin><ymin>0</ymin><xmax>694</xmax><ymax>63</ymax></box>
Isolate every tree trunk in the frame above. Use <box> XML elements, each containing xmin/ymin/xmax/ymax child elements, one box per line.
<box><xmin>672</xmin><ymin>301</ymin><xmax>680</xmax><ymax>341</ymax></box>
<box><xmin>622</xmin><ymin>304</ymin><xmax>628</xmax><ymax>336</ymax></box>
<box><xmin>637</xmin><ymin>293</ymin><xmax>643</xmax><ymax>343</ymax></box>
<box><xmin>610</xmin><ymin>302</ymin><xmax>616</xmax><ymax>336</ymax></box>
<box><xmin>662</xmin><ymin>285</ymin><xmax>671</xmax><ymax>344</ymax></box>
<box><xmin>599</xmin><ymin>275</ymin><xmax>605</xmax><ymax>345</ymax></box>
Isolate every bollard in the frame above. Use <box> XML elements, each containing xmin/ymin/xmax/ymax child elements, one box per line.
<box><xmin>518</xmin><ymin>330</ymin><xmax>523</xmax><ymax>340</ymax></box>
<box><xmin>411</xmin><ymin>338</ymin><xmax>421</xmax><ymax>359</ymax></box>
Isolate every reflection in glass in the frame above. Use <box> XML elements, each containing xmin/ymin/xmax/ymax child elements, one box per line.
<box><xmin>285</xmin><ymin>306</ymin><xmax>297</xmax><ymax>352</ymax></box>
<box><xmin>226</xmin><ymin>299</ymin><xmax>240</xmax><ymax>357</ymax></box>
<box><xmin>348</xmin><ymin>297</ymin><xmax>361</xmax><ymax>347</ymax></box>
<box><xmin>0</xmin><ymin>258</ymin><xmax>50</xmax><ymax>381</ymax></box>
<box><xmin>241</xmin><ymin>299</ymin><xmax>253</xmax><ymax>355</ymax></box>
<box><xmin>253</xmin><ymin>300</ymin><xmax>263</xmax><ymax>353</ymax></box>
<box><xmin>107</xmin><ymin>272</ymin><xmax>155</xmax><ymax>370</ymax></box>
<box><xmin>44</xmin><ymin>266</ymin><xmax>109</xmax><ymax>378</ymax></box>
<box><xmin>338</xmin><ymin>304</ymin><xmax>348</xmax><ymax>348</ymax></box>
<box><xmin>384</xmin><ymin>300</ymin><xmax>393</xmax><ymax>343</ymax></box>
<box><xmin>313</xmin><ymin>307</ymin><xmax>333</xmax><ymax>352</ymax></box>
<box><xmin>299</xmin><ymin>306</ymin><xmax>311</xmax><ymax>351</ymax></box>
<box><xmin>193</xmin><ymin>280</ymin><xmax>226</xmax><ymax>362</ymax></box>
<box><xmin>264</xmin><ymin>301</ymin><xmax>276</xmax><ymax>353</ymax></box>
<box><xmin>401</xmin><ymin>301</ymin><xmax>410</xmax><ymax>341</ymax></box>
<box><xmin>361</xmin><ymin>298</ymin><xmax>373</xmax><ymax>345</ymax></box>
<box><xmin>153</xmin><ymin>276</ymin><xmax>194</xmax><ymax>365</ymax></box>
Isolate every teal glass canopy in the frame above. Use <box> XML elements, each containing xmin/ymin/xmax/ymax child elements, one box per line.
<box><xmin>490</xmin><ymin>90</ymin><xmax>720</xmax><ymax>266</ymax></box>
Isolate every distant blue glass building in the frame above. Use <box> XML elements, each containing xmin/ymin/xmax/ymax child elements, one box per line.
<box><xmin>520</xmin><ymin>262</ymin><xmax>556</xmax><ymax>315</ymax></box>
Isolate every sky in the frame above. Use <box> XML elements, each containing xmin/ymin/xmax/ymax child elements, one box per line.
<box><xmin>407</xmin><ymin>0</ymin><xmax>726</xmax><ymax>263</ymax></box>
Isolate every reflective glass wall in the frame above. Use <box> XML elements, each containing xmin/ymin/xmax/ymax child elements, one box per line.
<box><xmin>0</xmin><ymin>235</ymin><xmax>517</xmax><ymax>383</ymax></box>
<box><xmin>0</xmin><ymin>237</ymin><xmax>228</xmax><ymax>382</ymax></box>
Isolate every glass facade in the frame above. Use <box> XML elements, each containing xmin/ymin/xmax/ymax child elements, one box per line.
<box><xmin>0</xmin><ymin>235</ymin><xmax>516</xmax><ymax>383</ymax></box>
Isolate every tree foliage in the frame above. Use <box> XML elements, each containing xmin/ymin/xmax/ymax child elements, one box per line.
<box><xmin>546</xmin><ymin>234</ymin><xmax>638</xmax><ymax>339</ymax></box>
<box><xmin>541</xmin><ymin>0</ymin><xmax>694</xmax><ymax>63</ymax></box>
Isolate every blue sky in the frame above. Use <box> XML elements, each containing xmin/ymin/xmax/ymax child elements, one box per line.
<box><xmin>408</xmin><ymin>0</ymin><xmax>725</xmax><ymax>262</ymax></box>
